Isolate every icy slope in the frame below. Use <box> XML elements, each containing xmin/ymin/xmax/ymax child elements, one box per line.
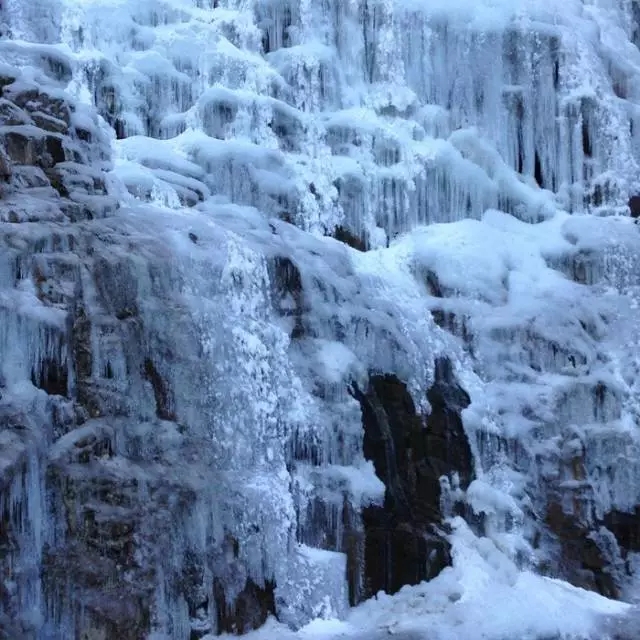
<box><xmin>221</xmin><ymin>519</ymin><xmax>633</xmax><ymax>640</ymax></box>
<box><xmin>1</xmin><ymin>0</ymin><xmax>640</xmax><ymax>638</ymax></box>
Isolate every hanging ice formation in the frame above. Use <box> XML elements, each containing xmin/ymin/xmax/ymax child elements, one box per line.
<box><xmin>1</xmin><ymin>0</ymin><xmax>640</xmax><ymax>638</ymax></box>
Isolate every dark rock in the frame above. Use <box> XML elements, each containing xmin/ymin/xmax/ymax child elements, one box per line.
<box><xmin>0</xmin><ymin>146</ymin><xmax>10</xmax><ymax>181</ymax></box>
<box><xmin>1</xmin><ymin>126</ymin><xmax>68</xmax><ymax>168</ymax></box>
<box><xmin>271</xmin><ymin>255</ymin><xmax>305</xmax><ymax>339</ymax></box>
<box><xmin>45</xmin><ymin>133</ymin><xmax>66</xmax><ymax>164</ymax></box>
<box><xmin>351</xmin><ymin>358</ymin><xmax>473</xmax><ymax>600</ymax></box>
<box><xmin>604</xmin><ymin>508</ymin><xmax>640</xmax><ymax>552</ymax></box>
<box><xmin>545</xmin><ymin>501</ymin><xmax>619</xmax><ymax>598</ymax></box>
<box><xmin>629</xmin><ymin>195</ymin><xmax>640</xmax><ymax>218</ymax></box>
<box><xmin>46</xmin><ymin>163</ymin><xmax>109</xmax><ymax>198</ymax></box>
<box><xmin>45</xmin><ymin>167</ymin><xmax>70</xmax><ymax>197</ymax></box>
<box><xmin>74</xmin><ymin>125</ymin><xmax>92</xmax><ymax>142</ymax></box>
<box><xmin>30</xmin><ymin>110</ymin><xmax>68</xmax><ymax>134</ymax></box>
<box><xmin>332</xmin><ymin>225</ymin><xmax>366</xmax><ymax>251</ymax></box>
<box><xmin>431</xmin><ymin>308</ymin><xmax>473</xmax><ymax>348</ymax></box>
<box><xmin>113</xmin><ymin>117</ymin><xmax>127</xmax><ymax>140</ymax></box>
<box><xmin>423</xmin><ymin>270</ymin><xmax>443</xmax><ymax>297</ymax></box>
<box><xmin>214</xmin><ymin>578</ymin><xmax>276</xmax><ymax>635</ymax></box>
<box><xmin>71</xmin><ymin>306</ymin><xmax>97</xmax><ymax>415</ymax></box>
<box><xmin>42</xmin><ymin>543</ymin><xmax>151</xmax><ymax>640</ymax></box>
<box><xmin>0</xmin><ymin>98</ymin><xmax>32</xmax><ymax>126</ymax></box>
<box><xmin>8</xmin><ymin>88</ymin><xmax>71</xmax><ymax>126</ymax></box>
<box><xmin>143</xmin><ymin>358</ymin><xmax>176</xmax><ymax>421</ymax></box>
<box><xmin>0</xmin><ymin>70</ymin><xmax>18</xmax><ymax>90</ymax></box>
<box><xmin>268</xmin><ymin>105</ymin><xmax>304</xmax><ymax>153</ymax></box>
<box><xmin>31</xmin><ymin>356</ymin><xmax>69</xmax><ymax>397</ymax></box>
<box><xmin>44</xmin><ymin>431</ymin><xmax>154</xmax><ymax>640</ymax></box>
<box><xmin>92</xmin><ymin>256</ymin><xmax>140</xmax><ymax>320</ymax></box>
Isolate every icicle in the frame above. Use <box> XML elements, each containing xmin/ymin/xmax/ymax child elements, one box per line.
<box><xmin>0</xmin><ymin>451</ymin><xmax>45</xmax><ymax>635</ymax></box>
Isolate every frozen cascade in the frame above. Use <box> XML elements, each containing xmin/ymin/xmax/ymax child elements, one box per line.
<box><xmin>1</xmin><ymin>0</ymin><xmax>640</xmax><ymax>638</ymax></box>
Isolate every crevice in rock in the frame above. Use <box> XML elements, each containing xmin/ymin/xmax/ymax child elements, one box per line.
<box><xmin>423</xmin><ymin>269</ymin><xmax>443</xmax><ymax>298</ymax></box>
<box><xmin>270</xmin><ymin>255</ymin><xmax>305</xmax><ymax>340</ymax></box>
<box><xmin>31</xmin><ymin>357</ymin><xmax>68</xmax><ymax>397</ymax></box>
<box><xmin>534</xmin><ymin>150</ymin><xmax>544</xmax><ymax>187</ymax></box>
<box><xmin>582</xmin><ymin>119</ymin><xmax>593</xmax><ymax>158</ymax></box>
<box><xmin>143</xmin><ymin>359</ymin><xmax>176</xmax><ymax>421</ymax></box>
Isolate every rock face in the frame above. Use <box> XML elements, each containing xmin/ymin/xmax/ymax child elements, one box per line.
<box><xmin>0</xmin><ymin>69</ymin><xmax>116</xmax><ymax>224</ymax></box>
<box><xmin>353</xmin><ymin>359</ymin><xmax>473</xmax><ymax>598</ymax></box>
<box><xmin>0</xmin><ymin>56</ymin><xmax>134</xmax><ymax>640</ymax></box>
<box><xmin>2</xmin><ymin>1</ymin><xmax>640</xmax><ymax>639</ymax></box>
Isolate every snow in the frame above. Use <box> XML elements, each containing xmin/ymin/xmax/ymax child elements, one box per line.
<box><xmin>318</xmin><ymin>462</ymin><xmax>386</xmax><ymax>507</ymax></box>
<box><xmin>220</xmin><ymin>519</ymin><xmax>632</xmax><ymax>640</ymax></box>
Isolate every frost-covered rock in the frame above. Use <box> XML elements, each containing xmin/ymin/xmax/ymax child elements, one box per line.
<box><xmin>3</xmin><ymin>0</ymin><xmax>640</xmax><ymax>639</ymax></box>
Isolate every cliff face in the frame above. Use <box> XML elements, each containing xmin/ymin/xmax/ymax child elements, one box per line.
<box><xmin>2</xmin><ymin>1</ymin><xmax>640</xmax><ymax>638</ymax></box>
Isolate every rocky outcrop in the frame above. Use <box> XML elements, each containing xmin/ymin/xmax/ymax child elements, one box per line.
<box><xmin>352</xmin><ymin>358</ymin><xmax>474</xmax><ymax>598</ymax></box>
<box><xmin>0</xmin><ymin>67</ymin><xmax>116</xmax><ymax>224</ymax></box>
<box><xmin>544</xmin><ymin>500</ymin><xmax>621</xmax><ymax>599</ymax></box>
<box><xmin>0</xmin><ymin>59</ymin><xmax>272</xmax><ymax>638</ymax></box>
<box><xmin>0</xmin><ymin>58</ymin><xmax>122</xmax><ymax>637</ymax></box>
<box><xmin>628</xmin><ymin>195</ymin><xmax>640</xmax><ymax>218</ymax></box>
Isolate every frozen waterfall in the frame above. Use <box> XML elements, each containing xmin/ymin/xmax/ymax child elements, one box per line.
<box><xmin>1</xmin><ymin>0</ymin><xmax>640</xmax><ymax>638</ymax></box>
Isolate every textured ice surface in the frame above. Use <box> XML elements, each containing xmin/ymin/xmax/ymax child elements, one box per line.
<box><xmin>3</xmin><ymin>0</ymin><xmax>640</xmax><ymax>638</ymax></box>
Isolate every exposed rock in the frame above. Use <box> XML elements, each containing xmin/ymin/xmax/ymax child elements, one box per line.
<box><xmin>628</xmin><ymin>195</ymin><xmax>640</xmax><ymax>218</ymax></box>
<box><xmin>214</xmin><ymin>579</ymin><xmax>276</xmax><ymax>635</ymax></box>
<box><xmin>535</xmin><ymin>429</ymin><xmax>627</xmax><ymax>599</ymax></box>
<box><xmin>332</xmin><ymin>225</ymin><xmax>366</xmax><ymax>252</ymax></box>
<box><xmin>6</xmin><ymin>86</ymin><xmax>72</xmax><ymax>126</ymax></box>
<box><xmin>30</xmin><ymin>110</ymin><xmax>68</xmax><ymax>134</ymax></box>
<box><xmin>0</xmin><ymin>65</ymin><xmax>114</xmax><ymax>226</ymax></box>
<box><xmin>2</xmin><ymin>3</ymin><xmax>640</xmax><ymax>639</ymax></box>
<box><xmin>1</xmin><ymin>126</ymin><xmax>67</xmax><ymax>168</ymax></box>
<box><xmin>0</xmin><ymin>98</ymin><xmax>32</xmax><ymax>126</ymax></box>
<box><xmin>31</xmin><ymin>356</ymin><xmax>69</xmax><ymax>397</ymax></box>
<box><xmin>270</xmin><ymin>255</ymin><xmax>305</xmax><ymax>340</ymax></box>
<box><xmin>44</xmin><ymin>427</ymin><xmax>152</xmax><ymax>639</ymax></box>
<box><xmin>544</xmin><ymin>501</ymin><xmax>620</xmax><ymax>598</ymax></box>
<box><xmin>143</xmin><ymin>358</ymin><xmax>176</xmax><ymax>421</ymax></box>
<box><xmin>352</xmin><ymin>358</ymin><xmax>474</xmax><ymax>598</ymax></box>
<box><xmin>0</xmin><ymin>146</ymin><xmax>10</xmax><ymax>181</ymax></box>
<box><xmin>604</xmin><ymin>508</ymin><xmax>640</xmax><ymax>553</ymax></box>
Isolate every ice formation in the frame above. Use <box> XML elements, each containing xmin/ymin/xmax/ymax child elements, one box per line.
<box><xmin>1</xmin><ymin>0</ymin><xmax>640</xmax><ymax>638</ymax></box>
